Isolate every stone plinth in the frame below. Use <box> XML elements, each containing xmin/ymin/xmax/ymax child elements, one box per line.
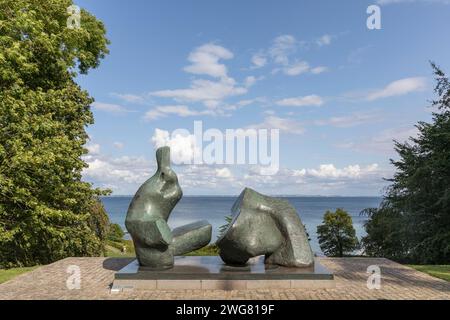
<box><xmin>112</xmin><ymin>256</ymin><xmax>334</xmax><ymax>291</ymax></box>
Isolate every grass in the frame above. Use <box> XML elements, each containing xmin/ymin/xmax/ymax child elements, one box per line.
<box><xmin>105</xmin><ymin>239</ymin><xmax>136</xmax><ymax>257</ymax></box>
<box><xmin>105</xmin><ymin>239</ymin><xmax>220</xmax><ymax>258</ymax></box>
<box><xmin>0</xmin><ymin>266</ymin><xmax>38</xmax><ymax>284</ymax></box>
<box><xmin>0</xmin><ymin>241</ymin><xmax>218</xmax><ymax>284</ymax></box>
<box><xmin>184</xmin><ymin>244</ymin><xmax>220</xmax><ymax>256</ymax></box>
<box><xmin>408</xmin><ymin>265</ymin><xmax>450</xmax><ymax>282</ymax></box>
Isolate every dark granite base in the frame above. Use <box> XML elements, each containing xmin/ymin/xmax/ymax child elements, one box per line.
<box><xmin>115</xmin><ymin>256</ymin><xmax>333</xmax><ymax>280</ymax></box>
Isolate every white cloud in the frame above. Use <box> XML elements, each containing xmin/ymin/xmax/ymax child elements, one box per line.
<box><xmin>269</xmin><ymin>34</ymin><xmax>297</xmax><ymax>66</ymax></box>
<box><xmin>144</xmin><ymin>105</ymin><xmax>214</xmax><ymax>121</ymax></box>
<box><xmin>151</xmin><ymin>78</ymin><xmax>247</xmax><ymax>108</ymax></box>
<box><xmin>283</xmin><ymin>61</ymin><xmax>310</xmax><ymax>76</ymax></box>
<box><xmin>151</xmin><ymin>128</ymin><xmax>200</xmax><ymax>164</ymax></box>
<box><xmin>175</xmin><ymin>165</ymin><xmax>241</xmax><ymax>192</ymax></box>
<box><xmin>150</xmin><ymin>44</ymin><xmax>247</xmax><ymax>111</ymax></box>
<box><xmin>82</xmin><ymin>151</ymin><xmax>155</xmax><ymax>193</ymax></box>
<box><xmin>244</xmin><ymin>75</ymin><xmax>264</xmax><ymax>88</ymax></box>
<box><xmin>276</xmin><ymin>95</ymin><xmax>324</xmax><ymax>107</ymax></box>
<box><xmin>315</xmin><ymin>112</ymin><xmax>379</xmax><ymax>128</ymax></box>
<box><xmin>316</xmin><ymin>34</ymin><xmax>332</xmax><ymax>46</ymax></box>
<box><xmin>184</xmin><ymin>43</ymin><xmax>233</xmax><ymax>78</ymax></box>
<box><xmin>244</xmin><ymin>76</ymin><xmax>257</xmax><ymax>87</ymax></box>
<box><xmin>86</xmin><ymin>143</ymin><xmax>100</xmax><ymax>155</ymax></box>
<box><xmin>307</xmin><ymin>164</ymin><xmax>378</xmax><ymax>179</ymax></box>
<box><xmin>268</xmin><ymin>35</ymin><xmax>322</xmax><ymax>76</ymax></box>
<box><xmin>251</xmin><ymin>53</ymin><xmax>267</xmax><ymax>68</ymax></box>
<box><xmin>252</xmin><ymin>34</ymin><xmax>332</xmax><ymax>76</ymax></box>
<box><xmin>366</xmin><ymin>77</ymin><xmax>427</xmax><ymax>101</ymax></box>
<box><xmin>91</xmin><ymin>102</ymin><xmax>129</xmax><ymax>113</ymax></box>
<box><xmin>113</xmin><ymin>142</ymin><xmax>124</xmax><ymax>149</ymax></box>
<box><xmin>223</xmin><ymin>97</ymin><xmax>268</xmax><ymax>111</ymax></box>
<box><xmin>250</xmin><ymin>35</ymin><xmax>328</xmax><ymax>77</ymax></box>
<box><xmin>83</xmin><ymin>158</ymin><xmax>388</xmax><ymax>195</ymax></box>
<box><xmin>248</xmin><ymin>116</ymin><xmax>305</xmax><ymax>135</ymax></box>
<box><xmin>242</xmin><ymin>163</ymin><xmax>388</xmax><ymax>196</ymax></box>
<box><xmin>110</xmin><ymin>93</ymin><xmax>145</xmax><ymax>104</ymax></box>
<box><xmin>151</xmin><ymin>78</ymin><xmax>248</xmax><ymax>112</ymax></box>
<box><xmin>282</xmin><ymin>62</ymin><xmax>328</xmax><ymax>77</ymax></box>
<box><xmin>311</xmin><ymin>66</ymin><xmax>329</xmax><ymax>74</ymax></box>
<box><xmin>82</xmin><ymin>141</ymin><xmax>388</xmax><ymax>196</ymax></box>
<box><xmin>215</xmin><ymin>167</ymin><xmax>232</xmax><ymax>178</ymax></box>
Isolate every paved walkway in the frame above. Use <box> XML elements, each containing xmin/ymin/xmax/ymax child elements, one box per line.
<box><xmin>0</xmin><ymin>257</ymin><xmax>449</xmax><ymax>300</ymax></box>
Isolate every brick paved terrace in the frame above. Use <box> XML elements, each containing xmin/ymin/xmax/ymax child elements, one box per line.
<box><xmin>0</xmin><ymin>257</ymin><xmax>449</xmax><ymax>300</ymax></box>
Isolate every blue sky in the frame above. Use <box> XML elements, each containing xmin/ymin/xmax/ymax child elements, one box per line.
<box><xmin>76</xmin><ymin>0</ymin><xmax>450</xmax><ymax>195</ymax></box>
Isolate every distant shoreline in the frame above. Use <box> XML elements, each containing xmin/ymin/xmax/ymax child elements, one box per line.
<box><xmin>102</xmin><ymin>195</ymin><xmax>383</xmax><ymax>198</ymax></box>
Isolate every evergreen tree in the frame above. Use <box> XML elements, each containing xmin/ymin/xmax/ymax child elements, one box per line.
<box><xmin>362</xmin><ymin>63</ymin><xmax>450</xmax><ymax>264</ymax></box>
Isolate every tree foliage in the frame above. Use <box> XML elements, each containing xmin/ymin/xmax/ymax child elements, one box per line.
<box><xmin>107</xmin><ymin>223</ymin><xmax>125</xmax><ymax>242</ymax></box>
<box><xmin>317</xmin><ymin>208</ymin><xmax>359</xmax><ymax>257</ymax></box>
<box><xmin>361</xmin><ymin>63</ymin><xmax>450</xmax><ymax>264</ymax></box>
<box><xmin>0</xmin><ymin>0</ymin><xmax>110</xmax><ymax>267</ymax></box>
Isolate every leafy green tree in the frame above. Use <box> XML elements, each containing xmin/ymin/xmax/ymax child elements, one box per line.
<box><xmin>317</xmin><ymin>209</ymin><xmax>359</xmax><ymax>257</ymax></box>
<box><xmin>361</xmin><ymin>63</ymin><xmax>450</xmax><ymax>264</ymax></box>
<box><xmin>107</xmin><ymin>223</ymin><xmax>125</xmax><ymax>242</ymax></box>
<box><xmin>0</xmin><ymin>0</ymin><xmax>110</xmax><ymax>267</ymax></box>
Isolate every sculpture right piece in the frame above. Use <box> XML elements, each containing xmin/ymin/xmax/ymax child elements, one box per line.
<box><xmin>216</xmin><ymin>188</ymin><xmax>314</xmax><ymax>268</ymax></box>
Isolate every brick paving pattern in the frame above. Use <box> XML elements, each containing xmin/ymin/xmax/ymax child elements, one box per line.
<box><xmin>0</xmin><ymin>257</ymin><xmax>449</xmax><ymax>300</ymax></box>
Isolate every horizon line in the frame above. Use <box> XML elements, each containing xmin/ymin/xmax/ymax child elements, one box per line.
<box><xmin>102</xmin><ymin>194</ymin><xmax>383</xmax><ymax>198</ymax></box>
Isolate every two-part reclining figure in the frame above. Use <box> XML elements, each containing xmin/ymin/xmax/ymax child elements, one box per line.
<box><xmin>126</xmin><ymin>147</ymin><xmax>314</xmax><ymax>270</ymax></box>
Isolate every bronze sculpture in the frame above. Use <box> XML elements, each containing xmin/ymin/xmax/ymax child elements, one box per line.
<box><xmin>125</xmin><ymin>146</ymin><xmax>212</xmax><ymax>269</ymax></box>
<box><xmin>125</xmin><ymin>147</ymin><xmax>313</xmax><ymax>270</ymax></box>
<box><xmin>217</xmin><ymin>188</ymin><xmax>314</xmax><ymax>267</ymax></box>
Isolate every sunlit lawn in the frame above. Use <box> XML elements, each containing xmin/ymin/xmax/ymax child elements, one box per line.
<box><xmin>0</xmin><ymin>266</ymin><xmax>38</xmax><ymax>284</ymax></box>
<box><xmin>105</xmin><ymin>241</ymin><xmax>220</xmax><ymax>258</ymax></box>
<box><xmin>408</xmin><ymin>265</ymin><xmax>450</xmax><ymax>282</ymax></box>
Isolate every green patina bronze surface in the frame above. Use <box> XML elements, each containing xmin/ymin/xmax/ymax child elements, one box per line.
<box><xmin>125</xmin><ymin>146</ymin><xmax>212</xmax><ymax>269</ymax></box>
<box><xmin>217</xmin><ymin>188</ymin><xmax>314</xmax><ymax>268</ymax></box>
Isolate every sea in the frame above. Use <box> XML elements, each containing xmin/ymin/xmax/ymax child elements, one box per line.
<box><xmin>101</xmin><ymin>196</ymin><xmax>381</xmax><ymax>254</ymax></box>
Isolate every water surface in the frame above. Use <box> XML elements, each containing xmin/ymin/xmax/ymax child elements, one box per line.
<box><xmin>102</xmin><ymin>196</ymin><xmax>381</xmax><ymax>254</ymax></box>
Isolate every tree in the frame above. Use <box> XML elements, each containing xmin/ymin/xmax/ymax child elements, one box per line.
<box><xmin>360</xmin><ymin>207</ymin><xmax>408</xmax><ymax>261</ymax></box>
<box><xmin>361</xmin><ymin>63</ymin><xmax>450</xmax><ymax>264</ymax></box>
<box><xmin>107</xmin><ymin>223</ymin><xmax>125</xmax><ymax>242</ymax></box>
<box><xmin>317</xmin><ymin>209</ymin><xmax>359</xmax><ymax>257</ymax></box>
<box><xmin>0</xmin><ymin>0</ymin><xmax>110</xmax><ymax>267</ymax></box>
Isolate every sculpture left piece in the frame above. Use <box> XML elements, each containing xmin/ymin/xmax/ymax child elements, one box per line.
<box><xmin>125</xmin><ymin>146</ymin><xmax>212</xmax><ymax>269</ymax></box>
